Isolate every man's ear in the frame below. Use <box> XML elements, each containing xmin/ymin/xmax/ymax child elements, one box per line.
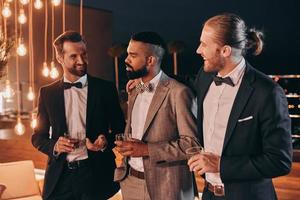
<box><xmin>56</xmin><ymin>53</ymin><xmax>64</xmax><ymax>65</ymax></box>
<box><xmin>147</xmin><ymin>56</ymin><xmax>158</xmax><ymax>66</ymax></box>
<box><xmin>221</xmin><ymin>45</ymin><xmax>232</xmax><ymax>58</ymax></box>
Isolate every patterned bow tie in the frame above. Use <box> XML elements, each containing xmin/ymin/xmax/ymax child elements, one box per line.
<box><xmin>135</xmin><ymin>82</ymin><xmax>154</xmax><ymax>93</ymax></box>
<box><xmin>63</xmin><ymin>82</ymin><xmax>83</xmax><ymax>89</ymax></box>
<box><xmin>213</xmin><ymin>76</ymin><xmax>234</xmax><ymax>87</ymax></box>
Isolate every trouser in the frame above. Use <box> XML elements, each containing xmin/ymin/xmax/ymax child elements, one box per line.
<box><xmin>120</xmin><ymin>174</ymin><xmax>151</xmax><ymax>200</ymax></box>
<box><xmin>46</xmin><ymin>160</ymin><xmax>99</xmax><ymax>200</ymax></box>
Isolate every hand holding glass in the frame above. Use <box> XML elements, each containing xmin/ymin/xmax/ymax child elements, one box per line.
<box><xmin>185</xmin><ymin>146</ymin><xmax>204</xmax><ymax>159</ymax></box>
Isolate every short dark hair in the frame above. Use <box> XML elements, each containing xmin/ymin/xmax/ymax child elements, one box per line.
<box><xmin>131</xmin><ymin>31</ymin><xmax>166</xmax><ymax>50</ymax></box>
<box><xmin>205</xmin><ymin>13</ymin><xmax>264</xmax><ymax>56</ymax></box>
<box><xmin>53</xmin><ymin>30</ymin><xmax>86</xmax><ymax>55</ymax></box>
<box><xmin>131</xmin><ymin>31</ymin><xmax>166</xmax><ymax>63</ymax></box>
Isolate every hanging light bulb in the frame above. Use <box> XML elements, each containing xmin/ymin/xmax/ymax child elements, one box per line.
<box><xmin>50</xmin><ymin>61</ymin><xmax>59</xmax><ymax>79</ymax></box>
<box><xmin>51</xmin><ymin>0</ymin><xmax>61</xmax><ymax>6</ymax></box>
<box><xmin>2</xmin><ymin>3</ymin><xmax>12</xmax><ymax>18</ymax></box>
<box><xmin>42</xmin><ymin>62</ymin><xmax>50</xmax><ymax>77</ymax></box>
<box><xmin>34</xmin><ymin>0</ymin><xmax>43</xmax><ymax>9</ymax></box>
<box><xmin>30</xmin><ymin>113</ymin><xmax>37</xmax><ymax>129</ymax></box>
<box><xmin>17</xmin><ymin>38</ymin><xmax>27</xmax><ymax>56</ymax></box>
<box><xmin>15</xmin><ymin>117</ymin><xmax>25</xmax><ymax>135</ymax></box>
<box><xmin>20</xmin><ymin>0</ymin><xmax>30</xmax><ymax>5</ymax></box>
<box><xmin>18</xmin><ymin>8</ymin><xmax>27</xmax><ymax>24</ymax></box>
<box><xmin>2</xmin><ymin>80</ymin><xmax>15</xmax><ymax>99</ymax></box>
<box><xmin>27</xmin><ymin>86</ymin><xmax>35</xmax><ymax>101</ymax></box>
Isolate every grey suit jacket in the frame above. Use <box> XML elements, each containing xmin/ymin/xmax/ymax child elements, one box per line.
<box><xmin>115</xmin><ymin>72</ymin><xmax>199</xmax><ymax>200</ymax></box>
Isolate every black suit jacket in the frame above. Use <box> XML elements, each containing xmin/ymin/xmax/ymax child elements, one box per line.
<box><xmin>194</xmin><ymin>62</ymin><xmax>292</xmax><ymax>200</ymax></box>
<box><xmin>31</xmin><ymin>75</ymin><xmax>125</xmax><ymax>199</ymax></box>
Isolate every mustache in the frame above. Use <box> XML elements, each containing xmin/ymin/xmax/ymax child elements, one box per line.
<box><xmin>125</xmin><ymin>63</ymin><xmax>133</xmax><ymax>70</ymax></box>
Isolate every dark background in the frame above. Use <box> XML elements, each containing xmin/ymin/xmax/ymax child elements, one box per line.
<box><xmin>68</xmin><ymin>0</ymin><xmax>300</xmax><ymax>79</ymax></box>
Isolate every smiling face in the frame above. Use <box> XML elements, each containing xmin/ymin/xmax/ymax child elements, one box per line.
<box><xmin>196</xmin><ymin>24</ymin><xmax>225</xmax><ymax>73</ymax></box>
<box><xmin>57</xmin><ymin>41</ymin><xmax>88</xmax><ymax>81</ymax></box>
<box><xmin>125</xmin><ymin>40</ymin><xmax>150</xmax><ymax>80</ymax></box>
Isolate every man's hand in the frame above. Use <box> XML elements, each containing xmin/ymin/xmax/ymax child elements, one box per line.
<box><xmin>86</xmin><ymin>134</ymin><xmax>107</xmax><ymax>152</ymax></box>
<box><xmin>54</xmin><ymin>136</ymin><xmax>76</xmax><ymax>153</ymax></box>
<box><xmin>187</xmin><ymin>152</ymin><xmax>221</xmax><ymax>175</ymax></box>
<box><xmin>114</xmin><ymin>140</ymin><xmax>149</xmax><ymax>157</ymax></box>
<box><xmin>126</xmin><ymin>79</ymin><xmax>141</xmax><ymax>94</ymax></box>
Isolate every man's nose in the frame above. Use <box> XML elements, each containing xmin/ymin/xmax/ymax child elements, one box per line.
<box><xmin>77</xmin><ymin>56</ymin><xmax>85</xmax><ymax>64</ymax></box>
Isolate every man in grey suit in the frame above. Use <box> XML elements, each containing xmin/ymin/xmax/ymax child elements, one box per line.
<box><xmin>114</xmin><ymin>31</ymin><xmax>199</xmax><ymax>200</ymax></box>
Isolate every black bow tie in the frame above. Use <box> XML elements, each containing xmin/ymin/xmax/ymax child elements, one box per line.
<box><xmin>213</xmin><ymin>76</ymin><xmax>234</xmax><ymax>87</ymax></box>
<box><xmin>63</xmin><ymin>82</ymin><xmax>83</xmax><ymax>89</ymax></box>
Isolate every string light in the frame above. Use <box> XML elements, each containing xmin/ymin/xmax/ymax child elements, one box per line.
<box><xmin>27</xmin><ymin>86</ymin><xmax>35</xmax><ymax>101</ymax></box>
<box><xmin>30</xmin><ymin>113</ymin><xmax>37</xmax><ymax>129</ymax></box>
<box><xmin>50</xmin><ymin>61</ymin><xmax>59</xmax><ymax>79</ymax></box>
<box><xmin>20</xmin><ymin>0</ymin><xmax>30</xmax><ymax>5</ymax></box>
<box><xmin>18</xmin><ymin>8</ymin><xmax>27</xmax><ymax>24</ymax></box>
<box><xmin>17</xmin><ymin>38</ymin><xmax>27</xmax><ymax>56</ymax></box>
<box><xmin>2</xmin><ymin>3</ymin><xmax>12</xmax><ymax>18</ymax></box>
<box><xmin>42</xmin><ymin>62</ymin><xmax>50</xmax><ymax>77</ymax></box>
<box><xmin>34</xmin><ymin>0</ymin><xmax>43</xmax><ymax>9</ymax></box>
<box><xmin>2</xmin><ymin>80</ymin><xmax>15</xmax><ymax>100</ymax></box>
<box><xmin>51</xmin><ymin>0</ymin><xmax>61</xmax><ymax>6</ymax></box>
<box><xmin>15</xmin><ymin>117</ymin><xmax>25</xmax><ymax>135</ymax></box>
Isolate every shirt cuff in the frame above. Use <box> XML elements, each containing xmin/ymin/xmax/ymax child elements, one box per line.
<box><xmin>53</xmin><ymin>142</ymin><xmax>60</xmax><ymax>158</ymax></box>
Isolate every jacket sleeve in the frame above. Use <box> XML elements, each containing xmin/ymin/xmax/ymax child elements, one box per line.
<box><xmin>31</xmin><ymin>87</ymin><xmax>57</xmax><ymax>159</ymax></box>
<box><xmin>148</xmin><ymin>86</ymin><xmax>200</xmax><ymax>164</ymax></box>
<box><xmin>220</xmin><ymin>85</ymin><xmax>293</xmax><ymax>181</ymax></box>
<box><xmin>106</xmin><ymin>83</ymin><xmax>126</xmax><ymax>150</ymax></box>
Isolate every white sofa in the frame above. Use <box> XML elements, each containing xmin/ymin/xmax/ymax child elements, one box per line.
<box><xmin>0</xmin><ymin>160</ymin><xmax>42</xmax><ymax>200</ymax></box>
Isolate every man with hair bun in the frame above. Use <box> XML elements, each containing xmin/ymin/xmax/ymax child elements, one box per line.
<box><xmin>188</xmin><ymin>13</ymin><xmax>292</xmax><ymax>200</ymax></box>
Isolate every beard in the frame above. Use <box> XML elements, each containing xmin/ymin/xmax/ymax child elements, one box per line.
<box><xmin>126</xmin><ymin>63</ymin><xmax>148</xmax><ymax>80</ymax></box>
<box><xmin>68</xmin><ymin>64</ymin><xmax>87</xmax><ymax>77</ymax></box>
<box><xmin>203</xmin><ymin>56</ymin><xmax>224</xmax><ymax>73</ymax></box>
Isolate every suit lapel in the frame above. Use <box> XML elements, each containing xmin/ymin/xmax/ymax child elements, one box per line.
<box><xmin>86</xmin><ymin>75</ymin><xmax>96</xmax><ymax>137</ymax></box>
<box><xmin>196</xmin><ymin>70</ymin><xmax>214</xmax><ymax>145</ymax></box>
<box><xmin>142</xmin><ymin>72</ymin><xmax>169</xmax><ymax>138</ymax></box>
<box><xmin>222</xmin><ymin>64</ymin><xmax>255</xmax><ymax>151</ymax></box>
<box><xmin>54</xmin><ymin>79</ymin><xmax>68</xmax><ymax>135</ymax></box>
<box><xmin>126</xmin><ymin>89</ymin><xmax>139</xmax><ymax>134</ymax></box>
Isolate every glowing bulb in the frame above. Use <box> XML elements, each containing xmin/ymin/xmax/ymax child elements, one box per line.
<box><xmin>51</xmin><ymin>0</ymin><xmax>61</xmax><ymax>6</ymax></box>
<box><xmin>50</xmin><ymin>61</ymin><xmax>59</xmax><ymax>79</ymax></box>
<box><xmin>2</xmin><ymin>3</ymin><xmax>12</xmax><ymax>18</ymax></box>
<box><xmin>17</xmin><ymin>39</ymin><xmax>27</xmax><ymax>56</ymax></box>
<box><xmin>42</xmin><ymin>62</ymin><xmax>50</xmax><ymax>77</ymax></box>
<box><xmin>18</xmin><ymin>9</ymin><xmax>27</xmax><ymax>24</ymax></box>
<box><xmin>34</xmin><ymin>0</ymin><xmax>43</xmax><ymax>9</ymax></box>
<box><xmin>15</xmin><ymin>118</ymin><xmax>25</xmax><ymax>135</ymax></box>
<box><xmin>20</xmin><ymin>0</ymin><xmax>30</xmax><ymax>5</ymax></box>
<box><xmin>27</xmin><ymin>86</ymin><xmax>35</xmax><ymax>101</ymax></box>
<box><xmin>31</xmin><ymin>113</ymin><xmax>37</xmax><ymax>129</ymax></box>
<box><xmin>2</xmin><ymin>80</ymin><xmax>15</xmax><ymax>99</ymax></box>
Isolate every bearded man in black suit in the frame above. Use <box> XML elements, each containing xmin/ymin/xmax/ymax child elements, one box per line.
<box><xmin>32</xmin><ymin>31</ymin><xmax>125</xmax><ymax>200</ymax></box>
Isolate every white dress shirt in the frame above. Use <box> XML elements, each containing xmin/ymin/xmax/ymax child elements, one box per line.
<box><xmin>203</xmin><ymin>58</ymin><xmax>246</xmax><ymax>185</ymax></box>
<box><xmin>129</xmin><ymin>70</ymin><xmax>162</xmax><ymax>172</ymax></box>
<box><xmin>64</xmin><ymin>74</ymin><xmax>88</xmax><ymax>162</ymax></box>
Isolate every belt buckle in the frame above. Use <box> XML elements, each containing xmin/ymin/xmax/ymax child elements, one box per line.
<box><xmin>67</xmin><ymin>161</ymin><xmax>79</xmax><ymax>170</ymax></box>
<box><xmin>213</xmin><ymin>185</ymin><xmax>225</xmax><ymax>196</ymax></box>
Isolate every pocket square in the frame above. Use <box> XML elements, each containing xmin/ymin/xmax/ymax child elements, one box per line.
<box><xmin>238</xmin><ymin>116</ymin><xmax>253</xmax><ymax>122</ymax></box>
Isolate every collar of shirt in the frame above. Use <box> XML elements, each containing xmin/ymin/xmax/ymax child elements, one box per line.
<box><xmin>140</xmin><ymin>70</ymin><xmax>162</xmax><ymax>92</ymax></box>
<box><xmin>63</xmin><ymin>74</ymin><xmax>88</xmax><ymax>88</ymax></box>
<box><xmin>217</xmin><ymin>58</ymin><xmax>246</xmax><ymax>86</ymax></box>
